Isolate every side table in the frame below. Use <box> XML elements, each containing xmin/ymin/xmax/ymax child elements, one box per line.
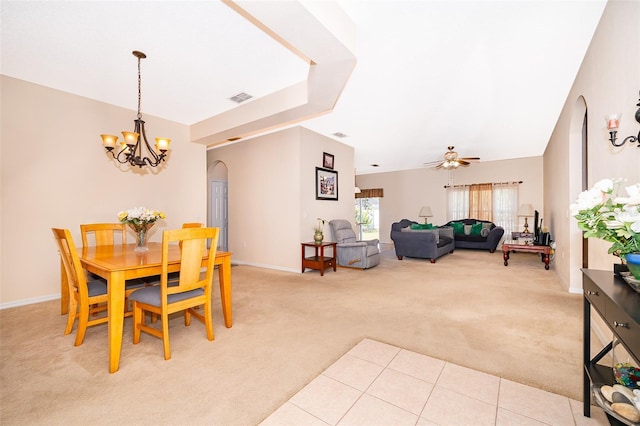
<box><xmin>301</xmin><ymin>242</ymin><xmax>337</xmax><ymax>276</ymax></box>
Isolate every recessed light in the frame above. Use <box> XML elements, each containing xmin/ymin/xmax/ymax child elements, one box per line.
<box><xmin>229</xmin><ymin>92</ymin><xmax>253</xmax><ymax>103</ymax></box>
<box><xmin>332</xmin><ymin>132</ymin><xmax>348</xmax><ymax>138</ymax></box>
<box><xmin>371</xmin><ymin>164</ymin><xmax>380</xmax><ymax>167</ymax></box>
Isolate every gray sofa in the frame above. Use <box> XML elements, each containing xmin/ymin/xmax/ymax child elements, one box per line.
<box><xmin>443</xmin><ymin>219</ymin><xmax>504</xmax><ymax>253</ymax></box>
<box><xmin>390</xmin><ymin>219</ymin><xmax>455</xmax><ymax>263</ymax></box>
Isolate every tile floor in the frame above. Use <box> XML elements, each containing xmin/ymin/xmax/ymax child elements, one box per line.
<box><xmin>260</xmin><ymin>339</ymin><xmax>610</xmax><ymax>426</ymax></box>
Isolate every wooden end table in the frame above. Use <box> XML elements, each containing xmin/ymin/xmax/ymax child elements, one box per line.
<box><xmin>301</xmin><ymin>241</ymin><xmax>337</xmax><ymax>276</ymax></box>
<box><xmin>502</xmin><ymin>240</ymin><xmax>551</xmax><ymax>270</ymax></box>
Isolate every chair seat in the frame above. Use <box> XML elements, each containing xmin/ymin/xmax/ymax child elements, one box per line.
<box><xmin>129</xmin><ymin>286</ymin><xmax>204</xmax><ymax>307</ymax></box>
<box><xmin>87</xmin><ymin>280</ymin><xmax>108</xmax><ymax>297</ymax></box>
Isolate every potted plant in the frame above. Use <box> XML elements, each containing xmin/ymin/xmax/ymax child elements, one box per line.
<box><xmin>570</xmin><ymin>179</ymin><xmax>640</xmax><ymax>279</ymax></box>
<box><xmin>314</xmin><ymin>218</ymin><xmax>326</xmax><ymax>244</ymax></box>
<box><xmin>118</xmin><ymin>207</ymin><xmax>166</xmax><ymax>252</ymax></box>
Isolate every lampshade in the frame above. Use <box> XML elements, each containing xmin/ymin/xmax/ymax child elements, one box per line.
<box><xmin>354</xmin><ymin>186</ymin><xmax>361</xmax><ymax>194</ymax></box>
<box><xmin>517</xmin><ymin>204</ymin><xmax>534</xmax><ymax>217</ymax></box>
<box><xmin>419</xmin><ymin>206</ymin><xmax>433</xmax><ymax>217</ymax></box>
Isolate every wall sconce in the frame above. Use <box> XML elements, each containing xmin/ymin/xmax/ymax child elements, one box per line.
<box><xmin>517</xmin><ymin>204</ymin><xmax>534</xmax><ymax>233</ymax></box>
<box><xmin>605</xmin><ymin>95</ymin><xmax>640</xmax><ymax>148</ymax></box>
<box><xmin>419</xmin><ymin>206</ymin><xmax>433</xmax><ymax>224</ymax></box>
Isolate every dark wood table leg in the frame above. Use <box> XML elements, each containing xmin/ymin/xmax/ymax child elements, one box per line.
<box><xmin>503</xmin><ymin>250</ymin><xmax>510</xmax><ymax>266</ymax></box>
<box><xmin>319</xmin><ymin>244</ymin><xmax>325</xmax><ymax>276</ymax></box>
<box><xmin>543</xmin><ymin>253</ymin><xmax>550</xmax><ymax>270</ymax></box>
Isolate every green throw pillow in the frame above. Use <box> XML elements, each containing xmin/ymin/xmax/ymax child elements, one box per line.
<box><xmin>471</xmin><ymin>222</ymin><xmax>482</xmax><ymax>235</ymax></box>
<box><xmin>410</xmin><ymin>223</ymin><xmax>435</xmax><ymax>230</ymax></box>
<box><xmin>451</xmin><ymin>222</ymin><xmax>464</xmax><ymax>234</ymax></box>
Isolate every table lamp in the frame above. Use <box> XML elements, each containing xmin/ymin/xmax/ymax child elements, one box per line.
<box><xmin>518</xmin><ymin>204</ymin><xmax>534</xmax><ymax>233</ymax></box>
<box><xmin>419</xmin><ymin>206</ymin><xmax>433</xmax><ymax>224</ymax></box>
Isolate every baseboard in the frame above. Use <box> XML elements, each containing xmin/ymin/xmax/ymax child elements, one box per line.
<box><xmin>231</xmin><ymin>260</ymin><xmax>299</xmax><ymax>274</ymax></box>
<box><xmin>1</xmin><ymin>293</ymin><xmax>60</xmax><ymax>310</ymax></box>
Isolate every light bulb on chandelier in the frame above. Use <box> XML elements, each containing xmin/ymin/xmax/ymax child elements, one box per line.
<box><xmin>100</xmin><ymin>51</ymin><xmax>171</xmax><ymax>168</ymax></box>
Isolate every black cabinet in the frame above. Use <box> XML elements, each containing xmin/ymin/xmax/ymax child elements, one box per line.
<box><xmin>582</xmin><ymin>269</ymin><xmax>640</xmax><ymax>423</ymax></box>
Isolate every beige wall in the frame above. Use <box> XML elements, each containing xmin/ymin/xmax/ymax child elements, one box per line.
<box><xmin>356</xmin><ymin>156</ymin><xmax>543</xmax><ymax>244</ymax></box>
<box><xmin>544</xmin><ymin>0</ymin><xmax>640</xmax><ymax>292</ymax></box>
<box><xmin>206</xmin><ymin>126</ymin><xmax>354</xmax><ymax>272</ymax></box>
<box><xmin>0</xmin><ymin>76</ymin><xmax>206</xmax><ymax>307</ymax></box>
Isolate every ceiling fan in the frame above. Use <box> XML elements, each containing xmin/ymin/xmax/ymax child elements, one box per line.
<box><xmin>424</xmin><ymin>146</ymin><xmax>480</xmax><ymax>169</ymax></box>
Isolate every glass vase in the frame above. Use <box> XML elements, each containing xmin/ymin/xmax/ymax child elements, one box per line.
<box><xmin>314</xmin><ymin>231</ymin><xmax>324</xmax><ymax>244</ymax></box>
<box><xmin>130</xmin><ymin>223</ymin><xmax>153</xmax><ymax>253</ymax></box>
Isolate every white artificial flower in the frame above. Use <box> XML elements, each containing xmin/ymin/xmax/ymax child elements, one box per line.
<box><xmin>593</xmin><ymin>178</ymin><xmax>614</xmax><ymax>194</ymax></box>
<box><xmin>614</xmin><ymin>183</ymin><xmax>640</xmax><ymax>206</ymax></box>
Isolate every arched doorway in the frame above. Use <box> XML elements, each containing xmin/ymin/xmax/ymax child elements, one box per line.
<box><xmin>569</xmin><ymin>95</ymin><xmax>588</xmax><ymax>290</ymax></box>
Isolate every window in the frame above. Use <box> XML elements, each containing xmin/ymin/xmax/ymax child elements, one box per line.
<box><xmin>447</xmin><ymin>182</ymin><xmax>519</xmax><ymax>235</ymax></box>
<box><xmin>355</xmin><ymin>188</ymin><xmax>383</xmax><ymax>240</ymax></box>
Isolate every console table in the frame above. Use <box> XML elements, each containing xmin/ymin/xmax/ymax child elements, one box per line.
<box><xmin>582</xmin><ymin>269</ymin><xmax>640</xmax><ymax>422</ymax></box>
<box><xmin>301</xmin><ymin>241</ymin><xmax>337</xmax><ymax>276</ymax></box>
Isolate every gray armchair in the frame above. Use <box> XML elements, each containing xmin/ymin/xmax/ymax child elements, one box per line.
<box><xmin>328</xmin><ymin>219</ymin><xmax>380</xmax><ymax>269</ymax></box>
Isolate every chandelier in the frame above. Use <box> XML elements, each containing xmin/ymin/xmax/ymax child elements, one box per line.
<box><xmin>100</xmin><ymin>51</ymin><xmax>171</xmax><ymax>168</ymax></box>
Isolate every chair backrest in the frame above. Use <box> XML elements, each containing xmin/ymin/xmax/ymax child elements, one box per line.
<box><xmin>80</xmin><ymin>223</ymin><xmax>127</xmax><ymax>247</ymax></box>
<box><xmin>329</xmin><ymin>219</ymin><xmax>357</xmax><ymax>244</ymax></box>
<box><xmin>161</xmin><ymin>227</ymin><xmax>219</xmax><ymax>296</ymax></box>
<box><xmin>52</xmin><ymin>228</ymin><xmax>89</xmax><ymax>302</ymax></box>
<box><xmin>182</xmin><ymin>222</ymin><xmax>203</xmax><ymax>229</ymax></box>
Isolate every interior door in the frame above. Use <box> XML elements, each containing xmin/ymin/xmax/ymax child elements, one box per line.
<box><xmin>210</xmin><ymin>180</ymin><xmax>228</xmax><ymax>251</ymax></box>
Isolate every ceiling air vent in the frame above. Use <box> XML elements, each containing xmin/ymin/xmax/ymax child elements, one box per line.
<box><xmin>229</xmin><ymin>92</ymin><xmax>253</xmax><ymax>103</ymax></box>
<box><xmin>332</xmin><ymin>132</ymin><xmax>348</xmax><ymax>138</ymax></box>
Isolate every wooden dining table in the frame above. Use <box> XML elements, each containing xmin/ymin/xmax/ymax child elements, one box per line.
<box><xmin>59</xmin><ymin>242</ymin><xmax>232</xmax><ymax>373</ymax></box>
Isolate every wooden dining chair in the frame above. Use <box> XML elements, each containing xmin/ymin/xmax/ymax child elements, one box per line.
<box><xmin>52</xmin><ymin>228</ymin><xmax>108</xmax><ymax>346</ymax></box>
<box><xmin>129</xmin><ymin>227</ymin><xmax>219</xmax><ymax>360</ymax></box>
<box><xmin>80</xmin><ymin>223</ymin><xmax>146</xmax><ymax>316</ymax></box>
<box><xmin>146</xmin><ymin>222</ymin><xmax>204</xmax><ymax>323</ymax></box>
<box><xmin>80</xmin><ymin>223</ymin><xmax>126</xmax><ymax>247</ymax></box>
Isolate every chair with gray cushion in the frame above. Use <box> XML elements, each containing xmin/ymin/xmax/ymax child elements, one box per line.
<box><xmin>129</xmin><ymin>227</ymin><xmax>219</xmax><ymax>360</ymax></box>
<box><xmin>328</xmin><ymin>219</ymin><xmax>380</xmax><ymax>269</ymax></box>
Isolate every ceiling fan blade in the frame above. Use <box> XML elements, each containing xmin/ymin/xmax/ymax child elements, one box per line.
<box><xmin>458</xmin><ymin>160</ymin><xmax>471</xmax><ymax>166</ymax></box>
<box><xmin>435</xmin><ymin>163</ymin><xmax>445</xmax><ymax>169</ymax></box>
<box><xmin>459</xmin><ymin>157</ymin><xmax>480</xmax><ymax>161</ymax></box>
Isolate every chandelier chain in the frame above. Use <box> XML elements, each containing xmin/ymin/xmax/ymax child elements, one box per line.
<box><xmin>137</xmin><ymin>55</ymin><xmax>142</xmax><ymax>119</ymax></box>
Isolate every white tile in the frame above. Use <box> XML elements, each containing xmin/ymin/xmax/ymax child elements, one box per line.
<box><xmin>323</xmin><ymin>354</ymin><xmax>385</xmax><ymax>391</ymax></box>
<box><xmin>416</xmin><ymin>417</ymin><xmax>439</xmax><ymax>426</ymax></box>
<box><xmin>436</xmin><ymin>362</ymin><xmax>500</xmax><ymax>405</ymax></box>
<box><xmin>421</xmin><ymin>385</ymin><xmax>497</xmax><ymax>426</ymax></box>
<box><xmin>366</xmin><ymin>368</ymin><xmax>434</xmax><ymax>415</ymax></box>
<box><xmin>347</xmin><ymin>338</ymin><xmax>401</xmax><ymax>366</ymax></box>
<box><xmin>496</xmin><ymin>407</ymin><xmax>548</xmax><ymax>425</ymax></box>
<box><xmin>387</xmin><ymin>349</ymin><xmax>446</xmax><ymax>383</ymax></box>
<box><xmin>569</xmin><ymin>399</ymin><xmax>611</xmax><ymax>426</ymax></box>
<box><xmin>290</xmin><ymin>375</ymin><xmax>362</xmax><ymax>425</ymax></box>
<box><xmin>259</xmin><ymin>402</ymin><xmax>330</xmax><ymax>426</ymax></box>
<box><xmin>498</xmin><ymin>379</ymin><xmax>574</xmax><ymax>425</ymax></box>
<box><xmin>337</xmin><ymin>394</ymin><xmax>418</xmax><ymax>426</ymax></box>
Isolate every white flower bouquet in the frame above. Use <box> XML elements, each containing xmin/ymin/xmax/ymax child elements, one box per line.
<box><xmin>570</xmin><ymin>179</ymin><xmax>640</xmax><ymax>259</ymax></box>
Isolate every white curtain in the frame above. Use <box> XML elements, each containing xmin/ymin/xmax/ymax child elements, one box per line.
<box><xmin>447</xmin><ymin>186</ymin><xmax>469</xmax><ymax>221</ymax></box>
<box><xmin>492</xmin><ymin>182</ymin><xmax>519</xmax><ymax>236</ymax></box>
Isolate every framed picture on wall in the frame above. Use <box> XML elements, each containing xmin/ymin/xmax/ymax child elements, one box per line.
<box><xmin>316</xmin><ymin>167</ymin><xmax>338</xmax><ymax>200</ymax></box>
<box><xmin>322</xmin><ymin>152</ymin><xmax>335</xmax><ymax>169</ymax></box>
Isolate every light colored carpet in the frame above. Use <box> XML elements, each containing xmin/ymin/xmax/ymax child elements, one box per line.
<box><xmin>1</xmin><ymin>245</ymin><xmax>588</xmax><ymax>425</ymax></box>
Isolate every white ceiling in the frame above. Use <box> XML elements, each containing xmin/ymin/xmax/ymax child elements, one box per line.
<box><xmin>1</xmin><ymin>0</ymin><xmax>607</xmax><ymax>175</ymax></box>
